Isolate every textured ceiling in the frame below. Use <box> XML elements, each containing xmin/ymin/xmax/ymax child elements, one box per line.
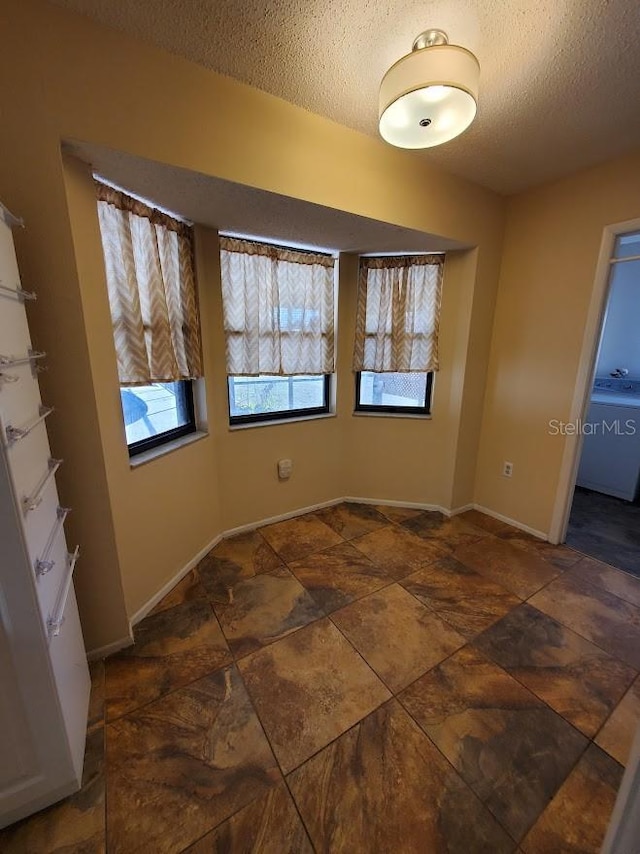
<box><xmin>66</xmin><ymin>141</ymin><xmax>465</xmax><ymax>254</ymax></box>
<box><xmin>51</xmin><ymin>0</ymin><xmax>640</xmax><ymax>194</ymax></box>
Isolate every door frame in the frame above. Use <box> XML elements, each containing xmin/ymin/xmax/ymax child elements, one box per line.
<box><xmin>549</xmin><ymin>216</ymin><xmax>640</xmax><ymax>544</ymax></box>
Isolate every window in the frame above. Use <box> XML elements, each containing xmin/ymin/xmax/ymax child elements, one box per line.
<box><xmin>228</xmin><ymin>375</ymin><xmax>330</xmax><ymax>424</ymax></box>
<box><xmin>121</xmin><ymin>381</ymin><xmax>195</xmax><ymax>456</ymax></box>
<box><xmin>352</xmin><ymin>254</ymin><xmax>443</xmax><ymax>415</ymax></box>
<box><xmin>220</xmin><ymin>236</ymin><xmax>335</xmax><ymax>425</ymax></box>
<box><xmin>96</xmin><ymin>181</ymin><xmax>203</xmax><ymax>457</ymax></box>
<box><xmin>355</xmin><ymin>371</ymin><xmax>433</xmax><ymax>414</ymax></box>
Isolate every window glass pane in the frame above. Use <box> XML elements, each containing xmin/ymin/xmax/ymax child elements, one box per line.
<box><xmin>229</xmin><ymin>375</ymin><xmax>326</xmax><ymax>419</ymax></box>
<box><xmin>358</xmin><ymin>372</ymin><xmax>427</xmax><ymax>408</ymax></box>
<box><xmin>120</xmin><ymin>382</ymin><xmax>190</xmax><ymax>445</ymax></box>
<box><xmin>614</xmin><ymin>231</ymin><xmax>640</xmax><ymax>259</ymax></box>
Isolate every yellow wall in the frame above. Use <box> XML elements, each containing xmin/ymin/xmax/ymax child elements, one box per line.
<box><xmin>62</xmin><ymin>157</ymin><xmax>224</xmax><ymax>617</ymax></box>
<box><xmin>198</xmin><ymin>227</ymin><xmax>350</xmax><ymax>532</ymax></box>
<box><xmin>0</xmin><ymin>0</ymin><xmax>505</xmax><ymax>651</ymax></box>
<box><xmin>340</xmin><ymin>248</ymin><xmax>492</xmax><ymax>509</ymax></box>
<box><xmin>475</xmin><ymin>149</ymin><xmax>640</xmax><ymax>535</ymax></box>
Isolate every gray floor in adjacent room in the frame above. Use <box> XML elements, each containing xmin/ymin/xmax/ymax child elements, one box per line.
<box><xmin>566</xmin><ymin>487</ymin><xmax>640</xmax><ymax>579</ymax></box>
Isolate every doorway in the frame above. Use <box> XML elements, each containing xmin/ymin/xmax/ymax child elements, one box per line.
<box><xmin>553</xmin><ymin>225</ymin><xmax>640</xmax><ymax>577</ymax></box>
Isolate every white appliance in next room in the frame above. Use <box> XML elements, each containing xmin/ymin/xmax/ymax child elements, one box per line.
<box><xmin>576</xmin><ymin>377</ymin><xmax>640</xmax><ymax>501</ymax></box>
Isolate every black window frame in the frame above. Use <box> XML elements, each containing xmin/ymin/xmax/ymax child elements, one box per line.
<box><xmin>125</xmin><ymin>380</ymin><xmax>197</xmax><ymax>458</ymax></box>
<box><xmin>354</xmin><ymin>371</ymin><xmax>433</xmax><ymax>415</ymax></box>
<box><xmin>228</xmin><ymin>374</ymin><xmax>331</xmax><ymax>426</ymax></box>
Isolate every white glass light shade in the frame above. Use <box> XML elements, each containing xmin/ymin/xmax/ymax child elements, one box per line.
<box><xmin>379</xmin><ymin>45</ymin><xmax>479</xmax><ymax>148</ymax></box>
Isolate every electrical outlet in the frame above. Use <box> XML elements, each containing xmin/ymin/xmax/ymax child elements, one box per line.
<box><xmin>502</xmin><ymin>461</ymin><xmax>513</xmax><ymax>478</ymax></box>
<box><xmin>277</xmin><ymin>459</ymin><xmax>292</xmax><ymax>480</ymax></box>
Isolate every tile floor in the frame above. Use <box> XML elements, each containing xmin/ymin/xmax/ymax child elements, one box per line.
<box><xmin>3</xmin><ymin>501</ymin><xmax>640</xmax><ymax>853</ymax></box>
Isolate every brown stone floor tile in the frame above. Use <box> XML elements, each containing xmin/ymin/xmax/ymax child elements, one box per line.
<box><xmin>569</xmin><ymin>556</ymin><xmax>640</xmax><ymax>608</ymax></box>
<box><xmin>374</xmin><ymin>504</ymin><xmax>425</xmax><ymax>523</ymax></box>
<box><xmin>475</xmin><ymin>603</ymin><xmax>636</xmax><ymax>737</ymax></box>
<box><xmin>212</xmin><ymin>566</ymin><xmax>323</xmax><ymax>658</ymax></box>
<box><xmin>595</xmin><ymin>676</ymin><xmax>640</xmax><ymax>765</ymax></box>
<box><xmin>400</xmin><ymin>556</ymin><xmax>520</xmax><ymax>639</ymax></box>
<box><xmin>350</xmin><ymin>524</ymin><xmax>447</xmax><ymax>579</ymax></box>
<box><xmin>105</xmin><ymin>599</ymin><xmax>231</xmax><ymax>720</ymax></box>
<box><xmin>88</xmin><ymin>659</ymin><xmax>105</xmax><ymax>734</ymax></box>
<box><xmin>459</xmin><ymin>509</ymin><xmax>515</xmax><ymax>535</ymax></box>
<box><xmin>402</xmin><ymin>510</ymin><xmax>490</xmax><ymax>549</ymax></box>
<box><xmin>521</xmin><ymin>744</ymin><xmax>623</xmax><ymax>854</ymax></box>
<box><xmin>314</xmin><ymin>501</ymin><xmax>389</xmax><ymax>539</ymax></box>
<box><xmin>106</xmin><ymin>667</ymin><xmax>279</xmax><ymax>854</ymax></box>
<box><xmin>198</xmin><ymin>531</ymin><xmax>283</xmax><ymax>604</ymax></box>
<box><xmin>400</xmin><ymin>646</ymin><xmax>588</xmax><ymax>841</ymax></box>
<box><xmin>288</xmin><ymin>541</ymin><xmax>392</xmax><ymax>614</ymax></box>
<box><xmin>455</xmin><ymin>535</ymin><xmax>560</xmax><ymax>599</ymax></box>
<box><xmin>331</xmin><ymin>584</ymin><xmax>465</xmax><ymax>692</ymax></box>
<box><xmin>238</xmin><ymin>618</ymin><xmax>390</xmax><ymax>773</ymax></box>
<box><xmin>529</xmin><ymin>573</ymin><xmax>640</xmax><ymax>669</ymax></box>
<box><xmin>259</xmin><ymin>514</ymin><xmax>343</xmax><ymax>561</ymax></box>
<box><xmin>0</xmin><ymin>729</ymin><xmax>105</xmax><ymax>853</ymax></box>
<box><xmin>149</xmin><ymin>569</ymin><xmax>208</xmax><ymax>615</ymax></box>
<box><xmin>288</xmin><ymin>699</ymin><xmax>515</xmax><ymax>854</ymax></box>
<box><xmin>183</xmin><ymin>782</ymin><xmax>312</xmax><ymax>853</ymax></box>
<box><xmin>499</xmin><ymin>530</ymin><xmax>582</xmax><ymax>571</ymax></box>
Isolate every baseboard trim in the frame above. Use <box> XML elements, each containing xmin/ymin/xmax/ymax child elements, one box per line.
<box><xmin>472</xmin><ymin>503</ymin><xmax>547</xmax><ymax>540</ymax></box>
<box><xmin>222</xmin><ymin>497</ymin><xmax>344</xmax><ymax>539</ymax></box>
<box><xmin>87</xmin><ymin>631</ymin><xmax>133</xmax><ymax>662</ymax></box>
<box><xmin>128</xmin><ymin>499</ymin><xmax>344</xmax><ymax>632</ymax></box>
<box><xmin>129</xmin><ymin>532</ymin><xmax>224</xmax><ymax>628</ymax></box>
<box><xmin>122</xmin><ymin>495</ymin><xmax>549</xmax><ymax>647</ymax></box>
<box><xmin>344</xmin><ymin>496</ymin><xmax>453</xmax><ymax>516</ymax></box>
<box><xmin>448</xmin><ymin>503</ymin><xmax>475</xmax><ymax>517</ymax></box>
<box><xmin>126</xmin><ymin>495</ymin><xmax>437</xmax><ymax>635</ymax></box>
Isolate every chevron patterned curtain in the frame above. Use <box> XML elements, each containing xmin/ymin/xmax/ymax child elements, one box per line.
<box><xmin>353</xmin><ymin>254</ymin><xmax>444</xmax><ymax>373</ymax></box>
<box><xmin>220</xmin><ymin>236</ymin><xmax>335</xmax><ymax>376</ymax></box>
<box><xmin>96</xmin><ymin>182</ymin><xmax>203</xmax><ymax>385</ymax></box>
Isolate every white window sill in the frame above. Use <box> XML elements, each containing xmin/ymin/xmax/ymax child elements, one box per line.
<box><xmin>129</xmin><ymin>430</ymin><xmax>209</xmax><ymax>468</ymax></box>
<box><xmin>229</xmin><ymin>412</ymin><xmax>336</xmax><ymax>432</ymax></box>
<box><xmin>352</xmin><ymin>411</ymin><xmax>432</xmax><ymax>420</ymax></box>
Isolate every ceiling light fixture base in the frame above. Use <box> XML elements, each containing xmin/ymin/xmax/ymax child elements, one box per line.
<box><xmin>412</xmin><ymin>30</ymin><xmax>448</xmax><ymax>51</ymax></box>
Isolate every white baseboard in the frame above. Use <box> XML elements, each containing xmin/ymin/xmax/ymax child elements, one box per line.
<box><xmin>120</xmin><ymin>494</ymin><xmax>549</xmax><ymax>649</ymax></box>
<box><xmin>126</xmin><ymin>495</ymin><xmax>435</xmax><ymax>635</ymax></box>
<box><xmin>127</xmin><ymin>499</ymin><xmax>343</xmax><ymax>633</ymax></box>
<box><xmin>448</xmin><ymin>503</ymin><xmax>475</xmax><ymax>517</ymax></box>
<box><xmin>344</xmin><ymin>496</ymin><xmax>453</xmax><ymax>516</ymax></box>
<box><xmin>222</xmin><ymin>497</ymin><xmax>344</xmax><ymax>539</ymax></box>
<box><xmin>347</xmin><ymin>498</ymin><xmax>546</xmax><ymax>537</ymax></box>
<box><xmin>129</xmin><ymin>532</ymin><xmax>223</xmax><ymax>627</ymax></box>
<box><xmin>472</xmin><ymin>503</ymin><xmax>547</xmax><ymax>540</ymax></box>
<box><xmin>87</xmin><ymin>631</ymin><xmax>133</xmax><ymax>662</ymax></box>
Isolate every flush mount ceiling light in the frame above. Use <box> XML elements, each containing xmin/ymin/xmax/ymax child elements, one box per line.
<box><xmin>379</xmin><ymin>29</ymin><xmax>480</xmax><ymax>149</ymax></box>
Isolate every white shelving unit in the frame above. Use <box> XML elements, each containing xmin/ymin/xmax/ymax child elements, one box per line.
<box><xmin>0</xmin><ymin>203</ymin><xmax>90</xmax><ymax>828</ymax></box>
